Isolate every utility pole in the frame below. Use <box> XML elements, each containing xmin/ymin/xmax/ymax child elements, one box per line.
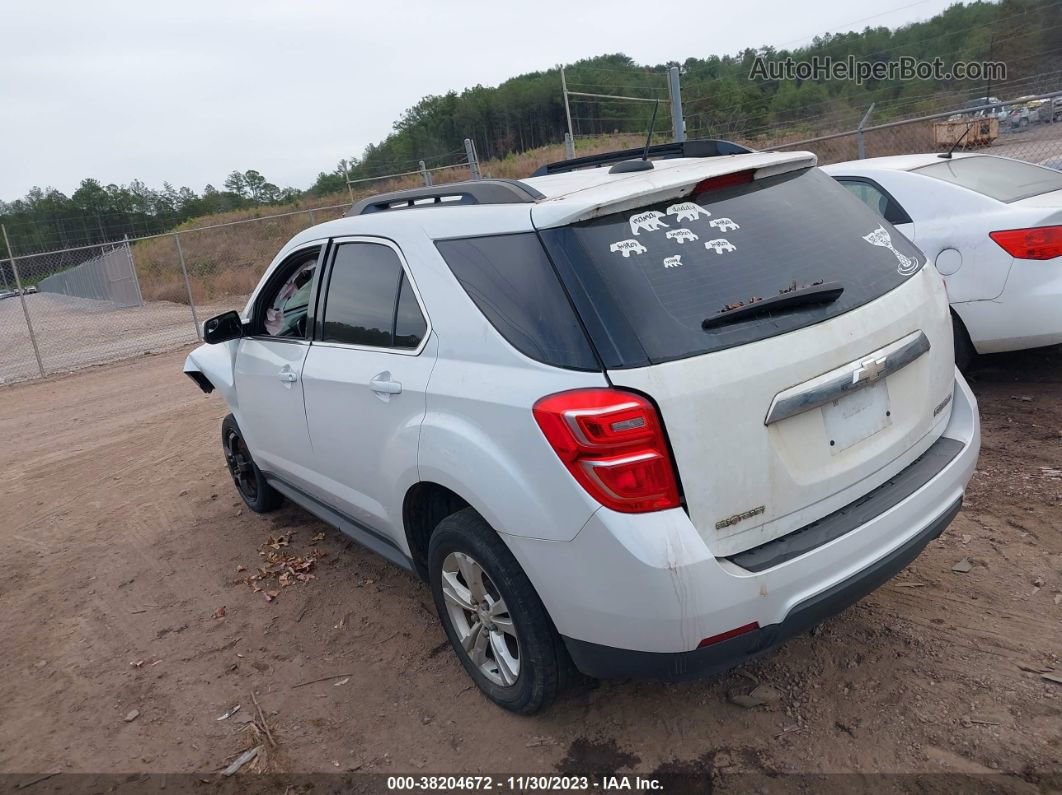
<box><xmin>668</xmin><ymin>66</ymin><xmax>685</xmax><ymax>143</ymax></box>
<box><xmin>561</xmin><ymin>65</ymin><xmax>575</xmax><ymax>152</ymax></box>
<box><xmin>464</xmin><ymin>138</ymin><xmax>481</xmax><ymax>180</ymax></box>
<box><xmin>341</xmin><ymin>159</ymin><xmax>355</xmax><ymax>203</ymax></box>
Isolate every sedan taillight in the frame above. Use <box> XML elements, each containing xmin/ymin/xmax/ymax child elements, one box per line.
<box><xmin>989</xmin><ymin>225</ymin><xmax>1062</xmax><ymax>260</ymax></box>
<box><xmin>533</xmin><ymin>388</ymin><xmax>680</xmax><ymax>514</ymax></box>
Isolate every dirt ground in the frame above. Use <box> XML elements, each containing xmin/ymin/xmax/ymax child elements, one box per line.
<box><xmin>0</xmin><ymin>294</ymin><xmax>241</xmax><ymax>385</ymax></box>
<box><xmin>0</xmin><ymin>344</ymin><xmax>1059</xmax><ymax>785</ymax></box>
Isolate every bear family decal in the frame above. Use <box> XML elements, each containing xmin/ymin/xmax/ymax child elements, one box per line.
<box><xmin>610</xmin><ymin>198</ymin><xmax>741</xmax><ymax>268</ymax></box>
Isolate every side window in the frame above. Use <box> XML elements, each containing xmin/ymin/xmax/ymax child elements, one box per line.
<box><xmin>837</xmin><ymin>178</ymin><xmax>912</xmax><ymax>225</ymax></box>
<box><xmin>321</xmin><ymin>242</ymin><xmax>427</xmax><ymax>350</ymax></box>
<box><xmin>260</xmin><ymin>249</ymin><xmax>320</xmax><ymax>339</ymax></box>
<box><xmin>394</xmin><ymin>274</ymin><xmax>427</xmax><ymax>349</ymax></box>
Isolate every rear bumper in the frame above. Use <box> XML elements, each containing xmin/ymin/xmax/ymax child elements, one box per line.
<box><xmin>503</xmin><ymin>372</ymin><xmax>979</xmax><ymax>674</ymax></box>
<box><xmin>563</xmin><ymin>497</ymin><xmax>961</xmax><ymax>681</ymax></box>
<box><xmin>955</xmin><ymin>260</ymin><xmax>1062</xmax><ymax>354</ymax></box>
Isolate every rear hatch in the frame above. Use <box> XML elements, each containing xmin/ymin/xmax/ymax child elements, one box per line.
<box><xmin>537</xmin><ymin>164</ymin><xmax>956</xmax><ymax>556</ymax></box>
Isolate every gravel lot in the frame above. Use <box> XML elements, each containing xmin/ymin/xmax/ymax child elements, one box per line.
<box><xmin>0</xmin><ymin>345</ymin><xmax>1059</xmax><ymax>786</ymax></box>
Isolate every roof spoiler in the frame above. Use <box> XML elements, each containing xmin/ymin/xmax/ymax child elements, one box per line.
<box><xmin>531</xmin><ymin>139</ymin><xmax>754</xmax><ymax>177</ymax></box>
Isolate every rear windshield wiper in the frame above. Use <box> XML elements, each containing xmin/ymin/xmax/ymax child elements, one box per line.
<box><xmin>702</xmin><ymin>281</ymin><xmax>844</xmax><ymax>330</ymax></box>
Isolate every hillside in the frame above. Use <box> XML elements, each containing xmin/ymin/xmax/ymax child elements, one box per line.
<box><xmin>132</xmin><ymin>134</ymin><xmax>645</xmax><ymax>304</ymax></box>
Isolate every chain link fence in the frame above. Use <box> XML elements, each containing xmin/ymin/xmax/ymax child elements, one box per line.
<box><xmin>3</xmin><ymin>90</ymin><xmax>1061</xmax><ymax>385</ymax></box>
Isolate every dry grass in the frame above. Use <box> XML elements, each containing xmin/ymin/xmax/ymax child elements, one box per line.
<box><xmin>132</xmin><ymin>135</ymin><xmax>650</xmax><ymax>305</ymax></box>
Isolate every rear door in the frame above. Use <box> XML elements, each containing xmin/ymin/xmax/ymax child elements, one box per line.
<box><xmin>538</xmin><ymin>166</ymin><xmax>956</xmax><ymax>557</ymax></box>
<box><xmin>234</xmin><ymin>244</ymin><xmax>322</xmax><ymax>489</ymax></box>
<box><xmin>301</xmin><ymin>238</ymin><xmax>436</xmax><ymax>540</ymax></box>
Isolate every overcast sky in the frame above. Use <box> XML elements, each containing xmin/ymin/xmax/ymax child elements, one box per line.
<box><xmin>1</xmin><ymin>0</ymin><xmax>960</xmax><ymax>201</ymax></box>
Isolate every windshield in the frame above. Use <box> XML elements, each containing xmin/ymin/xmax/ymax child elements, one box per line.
<box><xmin>538</xmin><ymin>167</ymin><xmax>924</xmax><ymax>367</ymax></box>
<box><xmin>914</xmin><ymin>156</ymin><xmax>1062</xmax><ymax>202</ymax></box>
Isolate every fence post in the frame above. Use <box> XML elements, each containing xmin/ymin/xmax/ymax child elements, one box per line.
<box><xmin>857</xmin><ymin>103</ymin><xmax>875</xmax><ymax>160</ymax></box>
<box><xmin>2</xmin><ymin>224</ymin><xmax>45</xmax><ymax>378</ymax></box>
<box><xmin>419</xmin><ymin>160</ymin><xmax>433</xmax><ymax>186</ymax></box>
<box><xmin>173</xmin><ymin>232</ymin><xmax>202</xmax><ymax>339</ymax></box>
<box><xmin>669</xmin><ymin>66</ymin><xmax>686</xmax><ymax>143</ymax></box>
<box><xmin>307</xmin><ymin>209</ymin><xmax>316</xmax><ymax>227</ymax></box>
<box><xmin>123</xmin><ymin>234</ymin><xmax>145</xmax><ymax>307</ymax></box>
<box><xmin>464</xmin><ymin>138</ymin><xmax>481</xmax><ymax>180</ymax></box>
<box><xmin>564</xmin><ymin>132</ymin><xmax>575</xmax><ymax>160</ymax></box>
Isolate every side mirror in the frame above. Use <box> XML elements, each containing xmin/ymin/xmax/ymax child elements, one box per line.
<box><xmin>203</xmin><ymin>310</ymin><xmax>245</xmax><ymax>344</ymax></box>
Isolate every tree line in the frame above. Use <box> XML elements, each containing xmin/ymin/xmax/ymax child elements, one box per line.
<box><xmin>4</xmin><ymin>0</ymin><xmax>1060</xmax><ymax>255</ymax></box>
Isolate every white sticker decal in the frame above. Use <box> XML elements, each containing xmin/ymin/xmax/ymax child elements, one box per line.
<box><xmin>663</xmin><ymin>255</ymin><xmax>683</xmax><ymax>269</ymax></box>
<box><xmin>665</xmin><ymin>228</ymin><xmax>699</xmax><ymax>244</ymax></box>
<box><xmin>705</xmin><ymin>239</ymin><xmax>736</xmax><ymax>254</ymax></box>
<box><xmin>629</xmin><ymin>211</ymin><xmax>669</xmax><ymax>236</ymax></box>
<box><xmin>609</xmin><ymin>239</ymin><xmax>648</xmax><ymax>257</ymax></box>
<box><xmin>666</xmin><ymin>202</ymin><xmax>711</xmax><ymax>223</ymax></box>
<box><xmin>862</xmin><ymin>225</ymin><xmax>918</xmax><ymax>275</ymax></box>
<box><xmin>709</xmin><ymin>217</ymin><xmax>740</xmax><ymax>232</ymax></box>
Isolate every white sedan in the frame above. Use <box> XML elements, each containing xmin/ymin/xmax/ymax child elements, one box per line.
<box><xmin>823</xmin><ymin>153</ymin><xmax>1062</xmax><ymax>366</ymax></box>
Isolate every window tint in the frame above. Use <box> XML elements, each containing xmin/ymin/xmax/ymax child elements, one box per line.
<box><xmin>837</xmin><ymin>179</ymin><xmax>911</xmax><ymax>225</ymax></box>
<box><xmin>394</xmin><ymin>274</ymin><xmax>427</xmax><ymax>349</ymax></box>
<box><xmin>322</xmin><ymin>243</ymin><xmax>402</xmax><ymax>347</ymax></box>
<box><xmin>261</xmin><ymin>250</ymin><xmax>319</xmax><ymax>338</ymax></box>
<box><xmin>435</xmin><ymin>233</ymin><xmax>599</xmax><ymax>371</ymax></box>
<box><xmin>538</xmin><ymin>167</ymin><xmax>924</xmax><ymax>366</ymax></box>
<box><xmin>913</xmin><ymin>156</ymin><xmax>1062</xmax><ymax>202</ymax></box>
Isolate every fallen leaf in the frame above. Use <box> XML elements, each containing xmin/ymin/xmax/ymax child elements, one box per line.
<box><xmin>212</xmin><ymin>606</ymin><xmax>227</xmax><ymax>619</ymax></box>
<box><xmin>236</xmin><ymin>565</ymin><xmax>246</xmax><ymax>573</ymax></box>
<box><xmin>130</xmin><ymin>660</ymin><xmax>144</xmax><ymax>668</ymax></box>
<box><xmin>312</xmin><ymin>532</ymin><xmax>326</xmax><ymax>542</ymax></box>
<box><xmin>264</xmin><ymin>591</ymin><xmax>280</xmax><ymax>603</ymax></box>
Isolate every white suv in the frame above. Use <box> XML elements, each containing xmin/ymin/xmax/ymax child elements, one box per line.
<box><xmin>185</xmin><ymin>141</ymin><xmax>980</xmax><ymax>714</ymax></box>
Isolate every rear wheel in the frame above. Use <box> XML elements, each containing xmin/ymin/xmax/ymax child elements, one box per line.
<box><xmin>222</xmin><ymin>414</ymin><xmax>283</xmax><ymax>513</ymax></box>
<box><xmin>428</xmin><ymin>508</ymin><xmax>571</xmax><ymax>714</ymax></box>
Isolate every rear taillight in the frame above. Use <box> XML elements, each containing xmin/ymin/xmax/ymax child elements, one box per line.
<box><xmin>692</xmin><ymin>169</ymin><xmax>754</xmax><ymax>194</ymax></box>
<box><xmin>989</xmin><ymin>225</ymin><xmax>1062</xmax><ymax>260</ymax></box>
<box><xmin>533</xmin><ymin>388</ymin><xmax>680</xmax><ymax>514</ymax></box>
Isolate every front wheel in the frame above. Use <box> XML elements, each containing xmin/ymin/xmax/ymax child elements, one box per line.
<box><xmin>428</xmin><ymin>508</ymin><xmax>571</xmax><ymax>714</ymax></box>
<box><xmin>221</xmin><ymin>414</ymin><xmax>283</xmax><ymax>513</ymax></box>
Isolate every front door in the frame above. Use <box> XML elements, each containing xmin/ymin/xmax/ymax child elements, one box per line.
<box><xmin>233</xmin><ymin>244</ymin><xmax>322</xmax><ymax>491</ymax></box>
<box><xmin>301</xmin><ymin>238</ymin><xmax>436</xmax><ymax>541</ymax></box>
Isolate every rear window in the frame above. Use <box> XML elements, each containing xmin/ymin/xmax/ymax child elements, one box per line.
<box><xmin>913</xmin><ymin>156</ymin><xmax>1062</xmax><ymax>202</ymax></box>
<box><xmin>538</xmin><ymin>167</ymin><xmax>924</xmax><ymax>367</ymax></box>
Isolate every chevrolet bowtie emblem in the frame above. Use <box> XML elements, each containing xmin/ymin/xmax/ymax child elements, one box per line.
<box><xmin>852</xmin><ymin>355</ymin><xmax>887</xmax><ymax>385</ymax></box>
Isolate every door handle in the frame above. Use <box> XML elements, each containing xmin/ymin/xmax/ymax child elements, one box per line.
<box><xmin>279</xmin><ymin>369</ymin><xmax>298</xmax><ymax>383</ymax></box>
<box><xmin>370</xmin><ymin>372</ymin><xmax>402</xmax><ymax>395</ymax></box>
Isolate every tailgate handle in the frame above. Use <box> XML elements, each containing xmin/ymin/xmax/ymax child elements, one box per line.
<box><xmin>764</xmin><ymin>330</ymin><xmax>930</xmax><ymax>426</ymax></box>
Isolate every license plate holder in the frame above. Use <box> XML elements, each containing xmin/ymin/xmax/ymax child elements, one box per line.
<box><xmin>822</xmin><ymin>380</ymin><xmax>891</xmax><ymax>454</ymax></box>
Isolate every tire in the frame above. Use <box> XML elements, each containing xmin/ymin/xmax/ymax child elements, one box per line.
<box><xmin>428</xmin><ymin>508</ymin><xmax>571</xmax><ymax>714</ymax></box>
<box><xmin>951</xmin><ymin>312</ymin><xmax>976</xmax><ymax>372</ymax></box>
<box><xmin>221</xmin><ymin>414</ymin><xmax>283</xmax><ymax>513</ymax></box>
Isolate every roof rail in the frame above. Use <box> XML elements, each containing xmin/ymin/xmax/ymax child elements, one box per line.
<box><xmin>346</xmin><ymin>179</ymin><xmax>544</xmax><ymax>216</ymax></box>
<box><xmin>530</xmin><ymin>138</ymin><xmax>754</xmax><ymax>177</ymax></box>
